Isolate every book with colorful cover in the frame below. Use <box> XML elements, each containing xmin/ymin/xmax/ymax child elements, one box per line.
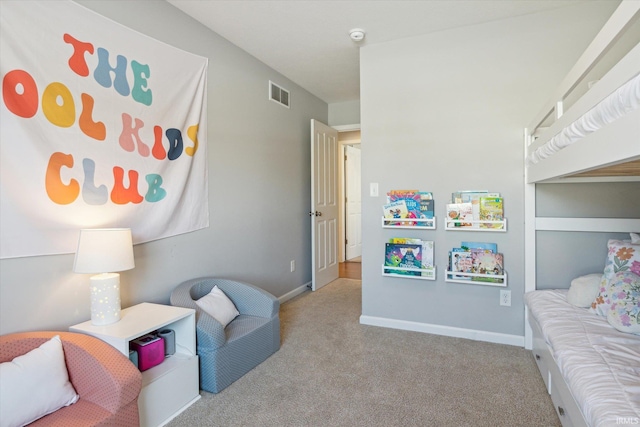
<box><xmin>389</xmin><ymin>238</ymin><xmax>434</xmax><ymax>268</ymax></box>
<box><xmin>387</xmin><ymin>190</ymin><xmax>420</xmax><ymax>206</ymax></box>
<box><xmin>449</xmin><ymin>248</ymin><xmax>473</xmax><ymax>280</ymax></box>
<box><xmin>453</xmin><ymin>191</ymin><xmax>501</xmax><ymax>226</ymax></box>
<box><xmin>452</xmin><ymin>191</ymin><xmax>500</xmax><ymax>203</ymax></box>
<box><xmin>383</xmin><ymin>200</ymin><xmax>409</xmax><ymax>225</ymax></box>
<box><xmin>419</xmin><ymin>198</ymin><xmax>435</xmax><ymax>220</ymax></box>
<box><xmin>446</xmin><ymin>203</ymin><xmax>473</xmax><ymax>227</ymax></box>
<box><xmin>470</xmin><ymin>251</ymin><xmax>504</xmax><ymax>282</ymax></box>
<box><xmin>460</xmin><ymin>241</ymin><xmax>498</xmax><ymax>253</ymax></box>
<box><xmin>384</xmin><ymin>243</ymin><xmax>422</xmax><ymax>276</ymax></box>
<box><xmin>461</xmin><ymin>192</ymin><xmax>487</xmax><ymax>227</ymax></box>
<box><xmin>452</xmin><ymin>190</ymin><xmax>487</xmax><ymax>204</ymax></box>
<box><xmin>388</xmin><ymin>190</ymin><xmax>423</xmax><ymax>224</ymax></box>
<box><xmin>388</xmin><ymin>189</ymin><xmax>419</xmax><ymax>197</ymax></box>
<box><xmin>419</xmin><ymin>191</ymin><xmax>433</xmax><ymax>200</ymax></box>
<box><xmin>479</xmin><ymin>197</ymin><xmax>504</xmax><ymax>229</ymax></box>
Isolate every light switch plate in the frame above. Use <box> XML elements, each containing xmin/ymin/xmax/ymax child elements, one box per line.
<box><xmin>370</xmin><ymin>183</ymin><xmax>379</xmax><ymax>197</ymax></box>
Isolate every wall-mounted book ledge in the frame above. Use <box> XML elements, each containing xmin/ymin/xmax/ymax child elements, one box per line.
<box><xmin>444</xmin><ymin>218</ymin><xmax>507</xmax><ymax>232</ymax></box>
<box><xmin>382</xmin><ymin>217</ymin><xmax>437</xmax><ymax>229</ymax></box>
<box><xmin>382</xmin><ymin>265</ymin><xmax>436</xmax><ymax>281</ymax></box>
<box><xmin>445</xmin><ymin>270</ymin><xmax>507</xmax><ymax>287</ymax></box>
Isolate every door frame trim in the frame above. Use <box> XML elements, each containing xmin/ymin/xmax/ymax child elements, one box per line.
<box><xmin>333</xmin><ymin>124</ymin><xmax>360</xmax><ymax>132</ymax></box>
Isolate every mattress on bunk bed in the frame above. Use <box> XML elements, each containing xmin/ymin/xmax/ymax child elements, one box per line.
<box><xmin>526</xmin><ymin>72</ymin><xmax>640</xmax><ymax>166</ymax></box>
<box><xmin>525</xmin><ymin>289</ymin><xmax>640</xmax><ymax>427</ymax></box>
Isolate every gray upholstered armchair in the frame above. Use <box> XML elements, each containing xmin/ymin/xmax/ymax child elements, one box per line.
<box><xmin>170</xmin><ymin>277</ymin><xmax>280</xmax><ymax>393</ymax></box>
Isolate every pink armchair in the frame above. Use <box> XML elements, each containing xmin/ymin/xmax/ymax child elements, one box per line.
<box><xmin>0</xmin><ymin>331</ymin><xmax>141</xmax><ymax>426</ymax></box>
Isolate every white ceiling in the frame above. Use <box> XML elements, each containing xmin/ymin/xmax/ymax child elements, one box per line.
<box><xmin>167</xmin><ymin>0</ymin><xmax>588</xmax><ymax>104</ymax></box>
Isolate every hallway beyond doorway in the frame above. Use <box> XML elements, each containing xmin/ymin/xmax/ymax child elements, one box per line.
<box><xmin>339</xmin><ymin>260</ymin><xmax>361</xmax><ymax>279</ymax></box>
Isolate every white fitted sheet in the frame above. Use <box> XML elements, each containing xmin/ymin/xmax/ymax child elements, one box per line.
<box><xmin>525</xmin><ymin>289</ymin><xmax>640</xmax><ymax>427</ymax></box>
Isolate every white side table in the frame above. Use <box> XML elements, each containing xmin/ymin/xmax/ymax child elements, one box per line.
<box><xmin>70</xmin><ymin>302</ymin><xmax>200</xmax><ymax>427</ymax></box>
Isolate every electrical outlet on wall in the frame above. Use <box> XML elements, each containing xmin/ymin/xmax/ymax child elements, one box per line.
<box><xmin>500</xmin><ymin>290</ymin><xmax>511</xmax><ymax>306</ymax></box>
<box><xmin>290</xmin><ymin>260</ymin><xmax>296</xmax><ymax>272</ymax></box>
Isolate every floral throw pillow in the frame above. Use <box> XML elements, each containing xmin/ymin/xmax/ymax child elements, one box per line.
<box><xmin>606</xmin><ymin>241</ymin><xmax>640</xmax><ymax>275</ymax></box>
<box><xmin>591</xmin><ymin>275</ymin><xmax>611</xmax><ymax>315</ymax></box>
<box><xmin>591</xmin><ymin>239</ymin><xmax>640</xmax><ymax>316</ymax></box>
<box><xmin>606</xmin><ymin>271</ymin><xmax>640</xmax><ymax>335</ymax></box>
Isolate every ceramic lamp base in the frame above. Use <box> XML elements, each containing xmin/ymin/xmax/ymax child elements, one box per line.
<box><xmin>89</xmin><ymin>272</ymin><xmax>121</xmax><ymax>326</ymax></box>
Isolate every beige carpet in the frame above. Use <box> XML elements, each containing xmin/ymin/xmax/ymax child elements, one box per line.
<box><xmin>168</xmin><ymin>278</ymin><xmax>560</xmax><ymax>427</ymax></box>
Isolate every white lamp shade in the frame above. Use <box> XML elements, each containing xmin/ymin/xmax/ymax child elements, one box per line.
<box><xmin>73</xmin><ymin>228</ymin><xmax>135</xmax><ymax>274</ymax></box>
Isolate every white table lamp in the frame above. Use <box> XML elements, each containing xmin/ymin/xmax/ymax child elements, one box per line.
<box><xmin>73</xmin><ymin>228</ymin><xmax>135</xmax><ymax>326</ymax></box>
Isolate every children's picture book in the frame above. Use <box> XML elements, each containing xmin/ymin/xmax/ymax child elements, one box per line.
<box><xmin>384</xmin><ymin>243</ymin><xmax>422</xmax><ymax>276</ymax></box>
<box><xmin>388</xmin><ymin>190</ymin><xmax>420</xmax><ymax>199</ymax></box>
<box><xmin>451</xmin><ymin>190</ymin><xmax>487</xmax><ymax>204</ymax></box>
<box><xmin>383</xmin><ymin>190</ymin><xmax>435</xmax><ymax>226</ymax></box>
<box><xmin>383</xmin><ymin>200</ymin><xmax>409</xmax><ymax>221</ymax></box>
<box><xmin>479</xmin><ymin>197</ymin><xmax>504</xmax><ymax>229</ymax></box>
<box><xmin>419</xmin><ymin>198</ymin><xmax>435</xmax><ymax>220</ymax></box>
<box><xmin>388</xmin><ymin>190</ymin><xmax>423</xmax><ymax>223</ymax></box>
<box><xmin>389</xmin><ymin>238</ymin><xmax>434</xmax><ymax>268</ymax></box>
<box><xmin>463</xmin><ymin>192</ymin><xmax>489</xmax><ymax>227</ymax></box>
<box><xmin>450</xmin><ymin>191</ymin><xmax>502</xmax><ymax>227</ymax></box>
<box><xmin>447</xmin><ymin>241</ymin><xmax>504</xmax><ymax>283</ymax></box>
<box><xmin>449</xmin><ymin>248</ymin><xmax>473</xmax><ymax>280</ymax></box>
<box><xmin>420</xmin><ymin>240</ymin><xmax>434</xmax><ymax>268</ymax></box>
<box><xmin>460</xmin><ymin>241</ymin><xmax>498</xmax><ymax>253</ymax></box>
<box><xmin>470</xmin><ymin>251</ymin><xmax>504</xmax><ymax>282</ymax></box>
<box><xmin>446</xmin><ymin>203</ymin><xmax>473</xmax><ymax>227</ymax></box>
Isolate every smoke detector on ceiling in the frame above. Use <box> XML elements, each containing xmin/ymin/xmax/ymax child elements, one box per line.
<box><xmin>349</xmin><ymin>28</ymin><xmax>365</xmax><ymax>42</ymax></box>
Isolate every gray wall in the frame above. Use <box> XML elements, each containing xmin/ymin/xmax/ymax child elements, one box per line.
<box><xmin>535</xmin><ymin>182</ymin><xmax>640</xmax><ymax>289</ymax></box>
<box><xmin>0</xmin><ymin>0</ymin><xmax>327</xmax><ymax>334</ymax></box>
<box><xmin>359</xmin><ymin>2</ymin><xmax>618</xmax><ymax>339</ymax></box>
<box><xmin>329</xmin><ymin>100</ymin><xmax>361</xmax><ymax>127</ymax></box>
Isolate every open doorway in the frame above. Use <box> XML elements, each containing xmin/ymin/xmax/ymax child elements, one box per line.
<box><xmin>344</xmin><ymin>143</ymin><xmax>361</xmax><ymax>261</ymax></box>
<box><xmin>337</xmin><ymin>128</ymin><xmax>361</xmax><ymax>276</ymax></box>
<box><xmin>310</xmin><ymin>121</ymin><xmax>360</xmax><ymax>286</ymax></box>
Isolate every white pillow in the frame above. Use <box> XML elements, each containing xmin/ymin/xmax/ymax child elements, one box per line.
<box><xmin>195</xmin><ymin>285</ymin><xmax>240</xmax><ymax>327</ymax></box>
<box><xmin>0</xmin><ymin>335</ymin><xmax>79</xmax><ymax>427</ymax></box>
<box><xmin>566</xmin><ymin>274</ymin><xmax>602</xmax><ymax>307</ymax></box>
<box><xmin>631</xmin><ymin>232</ymin><xmax>640</xmax><ymax>244</ymax></box>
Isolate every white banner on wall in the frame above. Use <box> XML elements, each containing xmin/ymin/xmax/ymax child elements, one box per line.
<box><xmin>0</xmin><ymin>1</ymin><xmax>209</xmax><ymax>258</ymax></box>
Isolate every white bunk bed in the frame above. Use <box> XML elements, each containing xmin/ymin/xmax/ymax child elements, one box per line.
<box><xmin>523</xmin><ymin>2</ymin><xmax>640</xmax><ymax>427</ymax></box>
<box><xmin>525</xmin><ymin>1</ymin><xmax>640</xmax><ymax>183</ymax></box>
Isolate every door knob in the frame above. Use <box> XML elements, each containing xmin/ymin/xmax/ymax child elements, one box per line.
<box><xmin>315</xmin><ymin>211</ymin><xmax>322</xmax><ymax>217</ymax></box>
<box><xmin>309</xmin><ymin>211</ymin><xmax>322</xmax><ymax>217</ymax></box>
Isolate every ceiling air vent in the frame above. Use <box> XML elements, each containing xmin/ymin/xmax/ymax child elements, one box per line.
<box><xmin>269</xmin><ymin>81</ymin><xmax>290</xmax><ymax>108</ymax></box>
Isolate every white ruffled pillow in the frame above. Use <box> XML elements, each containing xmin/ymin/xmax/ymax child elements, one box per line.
<box><xmin>0</xmin><ymin>335</ymin><xmax>79</xmax><ymax>427</ymax></box>
<box><xmin>195</xmin><ymin>285</ymin><xmax>239</xmax><ymax>327</ymax></box>
<box><xmin>566</xmin><ymin>274</ymin><xmax>602</xmax><ymax>307</ymax></box>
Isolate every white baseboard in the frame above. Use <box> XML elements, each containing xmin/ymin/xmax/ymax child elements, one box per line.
<box><xmin>158</xmin><ymin>395</ymin><xmax>201</xmax><ymax>427</ymax></box>
<box><xmin>279</xmin><ymin>282</ymin><xmax>311</xmax><ymax>304</ymax></box>
<box><xmin>359</xmin><ymin>315</ymin><xmax>524</xmax><ymax>347</ymax></box>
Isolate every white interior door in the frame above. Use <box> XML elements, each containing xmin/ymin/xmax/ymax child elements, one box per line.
<box><xmin>345</xmin><ymin>145</ymin><xmax>361</xmax><ymax>260</ymax></box>
<box><xmin>311</xmin><ymin>119</ymin><xmax>339</xmax><ymax>291</ymax></box>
